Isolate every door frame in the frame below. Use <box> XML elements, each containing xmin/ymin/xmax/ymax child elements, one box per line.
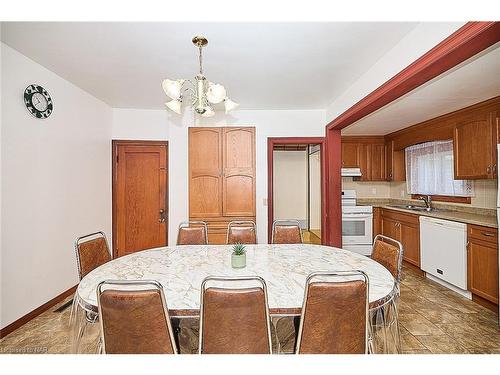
<box><xmin>267</xmin><ymin>137</ymin><xmax>327</xmax><ymax>244</ymax></box>
<box><xmin>112</xmin><ymin>140</ymin><xmax>169</xmax><ymax>257</ymax></box>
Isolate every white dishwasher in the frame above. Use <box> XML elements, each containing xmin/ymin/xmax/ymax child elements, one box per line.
<box><xmin>420</xmin><ymin>216</ymin><xmax>468</xmax><ymax>294</ymax></box>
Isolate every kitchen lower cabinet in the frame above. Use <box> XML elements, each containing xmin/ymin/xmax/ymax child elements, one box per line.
<box><xmin>381</xmin><ymin>209</ymin><xmax>420</xmax><ymax>267</ymax></box>
<box><xmin>467</xmin><ymin>224</ymin><xmax>499</xmax><ymax>304</ymax></box>
<box><xmin>373</xmin><ymin>207</ymin><xmax>382</xmax><ymax>240</ymax></box>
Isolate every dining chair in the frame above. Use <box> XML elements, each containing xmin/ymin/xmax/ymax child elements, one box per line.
<box><xmin>97</xmin><ymin>280</ymin><xmax>178</xmax><ymax>354</ymax></box>
<box><xmin>371</xmin><ymin>235</ymin><xmax>404</xmax><ymax>284</ymax></box>
<box><xmin>226</xmin><ymin>221</ymin><xmax>257</xmax><ymax>244</ymax></box>
<box><xmin>199</xmin><ymin>276</ymin><xmax>273</xmax><ymax>354</ymax></box>
<box><xmin>295</xmin><ymin>271</ymin><xmax>370</xmax><ymax>354</ymax></box>
<box><xmin>177</xmin><ymin>221</ymin><xmax>208</xmax><ymax>245</ymax></box>
<box><xmin>74</xmin><ymin>231</ymin><xmax>112</xmax><ymax>280</ymax></box>
<box><xmin>271</xmin><ymin>219</ymin><xmax>303</xmax><ymax>244</ymax></box>
<box><xmin>370</xmin><ymin>234</ymin><xmax>404</xmax><ymax>353</ymax></box>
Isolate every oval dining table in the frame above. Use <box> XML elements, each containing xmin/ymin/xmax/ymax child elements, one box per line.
<box><xmin>70</xmin><ymin>244</ymin><xmax>400</xmax><ymax>354</ymax></box>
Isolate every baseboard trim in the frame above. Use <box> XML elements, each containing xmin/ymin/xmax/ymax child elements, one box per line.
<box><xmin>0</xmin><ymin>285</ymin><xmax>77</xmax><ymax>339</ymax></box>
<box><xmin>472</xmin><ymin>294</ymin><xmax>499</xmax><ymax>315</ymax></box>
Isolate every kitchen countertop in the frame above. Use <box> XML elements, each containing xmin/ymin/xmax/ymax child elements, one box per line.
<box><xmin>357</xmin><ymin>198</ymin><xmax>498</xmax><ymax>229</ymax></box>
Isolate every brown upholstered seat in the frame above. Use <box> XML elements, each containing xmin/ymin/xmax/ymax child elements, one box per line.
<box><xmin>296</xmin><ymin>272</ymin><xmax>369</xmax><ymax>354</ymax></box>
<box><xmin>227</xmin><ymin>221</ymin><xmax>257</xmax><ymax>244</ymax></box>
<box><xmin>75</xmin><ymin>232</ymin><xmax>111</xmax><ymax>279</ymax></box>
<box><xmin>97</xmin><ymin>281</ymin><xmax>177</xmax><ymax>354</ymax></box>
<box><xmin>371</xmin><ymin>235</ymin><xmax>403</xmax><ymax>282</ymax></box>
<box><xmin>272</xmin><ymin>220</ymin><xmax>303</xmax><ymax>244</ymax></box>
<box><xmin>199</xmin><ymin>277</ymin><xmax>272</xmax><ymax>354</ymax></box>
<box><xmin>177</xmin><ymin>221</ymin><xmax>208</xmax><ymax>245</ymax></box>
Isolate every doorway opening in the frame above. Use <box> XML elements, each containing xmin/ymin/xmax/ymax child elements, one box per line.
<box><xmin>267</xmin><ymin>137</ymin><xmax>326</xmax><ymax>244</ymax></box>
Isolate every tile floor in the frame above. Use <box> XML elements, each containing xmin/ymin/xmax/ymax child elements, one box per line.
<box><xmin>0</xmin><ymin>264</ymin><xmax>499</xmax><ymax>354</ymax></box>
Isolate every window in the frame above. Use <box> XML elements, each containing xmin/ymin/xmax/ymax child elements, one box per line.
<box><xmin>405</xmin><ymin>140</ymin><xmax>474</xmax><ymax>197</ymax></box>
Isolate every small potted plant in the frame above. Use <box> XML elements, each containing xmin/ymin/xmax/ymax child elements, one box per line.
<box><xmin>231</xmin><ymin>243</ymin><xmax>246</xmax><ymax>268</ymax></box>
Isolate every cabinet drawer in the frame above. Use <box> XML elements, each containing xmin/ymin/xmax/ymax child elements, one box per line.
<box><xmin>381</xmin><ymin>208</ymin><xmax>419</xmax><ymax>226</ymax></box>
<box><xmin>468</xmin><ymin>224</ymin><xmax>498</xmax><ymax>244</ymax></box>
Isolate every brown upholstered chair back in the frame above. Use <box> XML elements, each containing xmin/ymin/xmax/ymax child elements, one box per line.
<box><xmin>371</xmin><ymin>235</ymin><xmax>403</xmax><ymax>282</ymax></box>
<box><xmin>75</xmin><ymin>232</ymin><xmax>111</xmax><ymax>279</ymax></box>
<box><xmin>97</xmin><ymin>280</ymin><xmax>177</xmax><ymax>354</ymax></box>
<box><xmin>177</xmin><ymin>221</ymin><xmax>208</xmax><ymax>245</ymax></box>
<box><xmin>296</xmin><ymin>271</ymin><xmax>369</xmax><ymax>354</ymax></box>
<box><xmin>227</xmin><ymin>221</ymin><xmax>257</xmax><ymax>244</ymax></box>
<box><xmin>199</xmin><ymin>276</ymin><xmax>272</xmax><ymax>354</ymax></box>
<box><xmin>272</xmin><ymin>220</ymin><xmax>303</xmax><ymax>244</ymax></box>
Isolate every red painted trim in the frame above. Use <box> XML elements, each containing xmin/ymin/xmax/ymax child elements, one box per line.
<box><xmin>267</xmin><ymin>137</ymin><xmax>327</xmax><ymax>244</ymax></box>
<box><xmin>326</xmin><ymin>22</ymin><xmax>500</xmax><ymax>131</ymax></box>
<box><xmin>325</xmin><ymin>129</ymin><xmax>342</xmax><ymax>247</ymax></box>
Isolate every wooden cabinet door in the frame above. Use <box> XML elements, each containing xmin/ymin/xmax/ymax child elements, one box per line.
<box><xmin>385</xmin><ymin>140</ymin><xmax>405</xmax><ymax>181</ymax></box>
<box><xmin>400</xmin><ymin>222</ymin><xmax>420</xmax><ymax>267</ymax></box>
<box><xmin>381</xmin><ymin>216</ymin><xmax>400</xmax><ymax>242</ymax></box>
<box><xmin>453</xmin><ymin>112</ymin><xmax>495</xmax><ymax>179</ymax></box>
<box><xmin>189</xmin><ymin>128</ymin><xmax>223</xmax><ymax>218</ymax></box>
<box><xmin>370</xmin><ymin>143</ymin><xmax>386</xmax><ymax>181</ymax></box>
<box><xmin>357</xmin><ymin>144</ymin><xmax>370</xmax><ymax>180</ymax></box>
<box><xmin>341</xmin><ymin>143</ymin><xmax>360</xmax><ymax>167</ymax></box>
<box><xmin>222</xmin><ymin>127</ymin><xmax>256</xmax><ymax>217</ymax></box>
<box><xmin>468</xmin><ymin>239</ymin><xmax>499</xmax><ymax>304</ymax></box>
<box><xmin>114</xmin><ymin>142</ymin><xmax>168</xmax><ymax>257</ymax></box>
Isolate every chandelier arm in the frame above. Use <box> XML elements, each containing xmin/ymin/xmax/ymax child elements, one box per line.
<box><xmin>199</xmin><ymin>45</ymin><xmax>203</xmax><ymax>75</ymax></box>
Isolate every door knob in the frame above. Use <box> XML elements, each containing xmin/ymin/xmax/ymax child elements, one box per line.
<box><xmin>159</xmin><ymin>209</ymin><xmax>166</xmax><ymax>223</ymax></box>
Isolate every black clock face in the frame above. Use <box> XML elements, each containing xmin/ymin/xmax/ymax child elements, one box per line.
<box><xmin>24</xmin><ymin>84</ymin><xmax>53</xmax><ymax>119</ymax></box>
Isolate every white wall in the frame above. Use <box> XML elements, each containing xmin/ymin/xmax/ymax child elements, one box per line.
<box><xmin>1</xmin><ymin>43</ymin><xmax>112</xmax><ymax>329</ymax></box>
<box><xmin>112</xmin><ymin>108</ymin><xmax>326</xmax><ymax>244</ymax></box>
<box><xmin>331</xmin><ymin>22</ymin><xmax>465</xmax><ymax>122</ymax></box>
<box><xmin>273</xmin><ymin>151</ymin><xmax>308</xmax><ymax>225</ymax></box>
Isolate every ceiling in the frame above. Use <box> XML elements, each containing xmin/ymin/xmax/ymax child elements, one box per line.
<box><xmin>342</xmin><ymin>42</ymin><xmax>500</xmax><ymax>135</ymax></box>
<box><xmin>1</xmin><ymin>22</ymin><xmax>419</xmax><ymax>110</ymax></box>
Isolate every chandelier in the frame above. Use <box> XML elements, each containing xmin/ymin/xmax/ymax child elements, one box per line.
<box><xmin>162</xmin><ymin>36</ymin><xmax>239</xmax><ymax>117</ymax></box>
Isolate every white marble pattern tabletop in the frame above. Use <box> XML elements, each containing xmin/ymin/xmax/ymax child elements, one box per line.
<box><xmin>76</xmin><ymin>244</ymin><xmax>395</xmax><ymax>315</ymax></box>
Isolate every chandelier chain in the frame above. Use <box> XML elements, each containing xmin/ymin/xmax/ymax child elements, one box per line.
<box><xmin>199</xmin><ymin>46</ymin><xmax>203</xmax><ymax>75</ymax></box>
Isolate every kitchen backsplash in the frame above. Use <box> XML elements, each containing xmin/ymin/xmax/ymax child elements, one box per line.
<box><xmin>342</xmin><ymin>177</ymin><xmax>498</xmax><ymax>209</ymax></box>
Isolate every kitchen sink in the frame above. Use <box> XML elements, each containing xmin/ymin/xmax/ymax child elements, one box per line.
<box><xmin>387</xmin><ymin>204</ymin><xmax>441</xmax><ymax>212</ymax></box>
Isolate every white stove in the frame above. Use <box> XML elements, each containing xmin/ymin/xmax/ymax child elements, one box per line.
<box><xmin>342</xmin><ymin>190</ymin><xmax>373</xmax><ymax>256</ymax></box>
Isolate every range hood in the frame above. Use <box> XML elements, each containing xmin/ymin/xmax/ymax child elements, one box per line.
<box><xmin>341</xmin><ymin>168</ymin><xmax>362</xmax><ymax>177</ymax></box>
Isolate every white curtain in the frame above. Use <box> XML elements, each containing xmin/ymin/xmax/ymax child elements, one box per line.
<box><xmin>405</xmin><ymin>140</ymin><xmax>474</xmax><ymax>197</ymax></box>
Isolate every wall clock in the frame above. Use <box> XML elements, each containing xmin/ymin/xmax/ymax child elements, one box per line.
<box><xmin>24</xmin><ymin>84</ymin><xmax>53</xmax><ymax>119</ymax></box>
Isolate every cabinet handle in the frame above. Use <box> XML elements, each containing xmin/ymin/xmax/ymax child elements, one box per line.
<box><xmin>493</xmin><ymin>164</ymin><xmax>497</xmax><ymax>174</ymax></box>
<box><xmin>487</xmin><ymin>165</ymin><xmax>491</xmax><ymax>174</ymax></box>
<box><xmin>481</xmin><ymin>232</ymin><xmax>495</xmax><ymax>237</ymax></box>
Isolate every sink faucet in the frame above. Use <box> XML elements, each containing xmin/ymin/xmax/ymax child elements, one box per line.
<box><xmin>419</xmin><ymin>195</ymin><xmax>432</xmax><ymax>209</ymax></box>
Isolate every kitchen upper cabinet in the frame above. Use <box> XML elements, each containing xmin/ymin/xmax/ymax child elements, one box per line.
<box><xmin>453</xmin><ymin>111</ymin><xmax>497</xmax><ymax>180</ymax></box>
<box><xmin>341</xmin><ymin>137</ymin><xmax>386</xmax><ymax>181</ymax></box>
<box><xmin>381</xmin><ymin>209</ymin><xmax>420</xmax><ymax>267</ymax></box>
<box><xmin>385</xmin><ymin>140</ymin><xmax>406</xmax><ymax>182</ymax></box>
<box><xmin>341</xmin><ymin>142</ymin><xmax>360</xmax><ymax>168</ymax></box>
<box><xmin>467</xmin><ymin>224</ymin><xmax>499</xmax><ymax>304</ymax></box>
<box><xmin>370</xmin><ymin>143</ymin><xmax>386</xmax><ymax>181</ymax></box>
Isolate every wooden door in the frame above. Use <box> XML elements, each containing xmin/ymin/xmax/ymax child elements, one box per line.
<box><xmin>400</xmin><ymin>222</ymin><xmax>420</xmax><ymax>267</ymax></box>
<box><xmin>341</xmin><ymin>143</ymin><xmax>360</xmax><ymax>167</ymax></box>
<box><xmin>372</xmin><ymin>207</ymin><xmax>382</xmax><ymax>240</ymax></box>
<box><xmin>370</xmin><ymin>143</ymin><xmax>386</xmax><ymax>181</ymax></box>
<box><xmin>453</xmin><ymin>111</ymin><xmax>495</xmax><ymax>179</ymax></box>
<box><xmin>189</xmin><ymin>128</ymin><xmax>223</xmax><ymax>218</ymax></box>
<box><xmin>222</xmin><ymin>128</ymin><xmax>256</xmax><ymax>216</ymax></box>
<box><xmin>357</xmin><ymin>144</ymin><xmax>370</xmax><ymax>181</ymax></box>
<box><xmin>113</xmin><ymin>141</ymin><xmax>168</xmax><ymax>257</ymax></box>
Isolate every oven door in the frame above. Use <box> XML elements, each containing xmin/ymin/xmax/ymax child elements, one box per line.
<box><xmin>342</xmin><ymin>213</ymin><xmax>373</xmax><ymax>245</ymax></box>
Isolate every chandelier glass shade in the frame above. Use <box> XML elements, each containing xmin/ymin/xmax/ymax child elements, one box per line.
<box><xmin>162</xmin><ymin>36</ymin><xmax>239</xmax><ymax>117</ymax></box>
